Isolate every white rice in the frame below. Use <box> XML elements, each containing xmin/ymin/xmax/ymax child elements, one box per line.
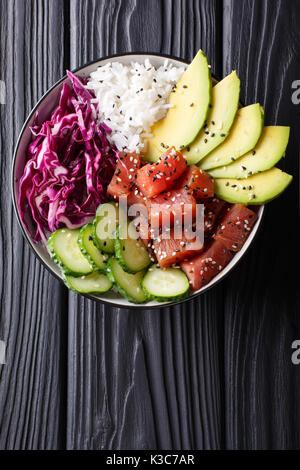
<box><xmin>86</xmin><ymin>59</ymin><xmax>185</xmax><ymax>153</ymax></box>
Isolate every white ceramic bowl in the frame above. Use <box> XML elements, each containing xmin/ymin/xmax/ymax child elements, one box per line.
<box><xmin>12</xmin><ymin>53</ymin><xmax>264</xmax><ymax>308</ymax></box>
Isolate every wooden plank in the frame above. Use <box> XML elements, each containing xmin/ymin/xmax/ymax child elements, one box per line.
<box><xmin>0</xmin><ymin>0</ymin><xmax>68</xmax><ymax>449</ymax></box>
<box><xmin>222</xmin><ymin>0</ymin><xmax>300</xmax><ymax>449</ymax></box>
<box><xmin>67</xmin><ymin>0</ymin><xmax>224</xmax><ymax>450</ymax></box>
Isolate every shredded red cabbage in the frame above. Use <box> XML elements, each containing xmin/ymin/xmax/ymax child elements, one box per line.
<box><xmin>18</xmin><ymin>71</ymin><xmax>116</xmax><ymax>245</ymax></box>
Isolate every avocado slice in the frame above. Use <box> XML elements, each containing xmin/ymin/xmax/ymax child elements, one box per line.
<box><xmin>183</xmin><ymin>71</ymin><xmax>240</xmax><ymax>165</ymax></box>
<box><xmin>199</xmin><ymin>103</ymin><xmax>264</xmax><ymax>171</ymax></box>
<box><xmin>214</xmin><ymin>167</ymin><xmax>292</xmax><ymax>205</ymax></box>
<box><xmin>144</xmin><ymin>50</ymin><xmax>211</xmax><ymax>162</ymax></box>
<box><xmin>209</xmin><ymin>126</ymin><xmax>290</xmax><ymax>179</ymax></box>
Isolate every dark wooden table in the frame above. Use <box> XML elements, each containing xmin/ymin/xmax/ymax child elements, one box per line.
<box><xmin>0</xmin><ymin>0</ymin><xmax>299</xmax><ymax>450</ymax></box>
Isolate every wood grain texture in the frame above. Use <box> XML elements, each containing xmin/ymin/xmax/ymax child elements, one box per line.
<box><xmin>67</xmin><ymin>0</ymin><xmax>225</xmax><ymax>450</ymax></box>
<box><xmin>0</xmin><ymin>0</ymin><xmax>68</xmax><ymax>449</ymax></box>
<box><xmin>222</xmin><ymin>0</ymin><xmax>300</xmax><ymax>449</ymax></box>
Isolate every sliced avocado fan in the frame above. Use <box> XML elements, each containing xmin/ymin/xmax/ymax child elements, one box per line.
<box><xmin>209</xmin><ymin>126</ymin><xmax>290</xmax><ymax>179</ymax></box>
<box><xmin>214</xmin><ymin>167</ymin><xmax>293</xmax><ymax>205</ymax></box>
<box><xmin>183</xmin><ymin>70</ymin><xmax>240</xmax><ymax>165</ymax></box>
<box><xmin>199</xmin><ymin>103</ymin><xmax>264</xmax><ymax>171</ymax></box>
<box><xmin>144</xmin><ymin>49</ymin><xmax>211</xmax><ymax>162</ymax></box>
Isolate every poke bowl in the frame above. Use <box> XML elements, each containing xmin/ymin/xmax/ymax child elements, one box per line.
<box><xmin>12</xmin><ymin>52</ymin><xmax>292</xmax><ymax>308</ymax></box>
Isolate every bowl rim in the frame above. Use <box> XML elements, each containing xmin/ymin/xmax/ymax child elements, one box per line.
<box><xmin>11</xmin><ymin>52</ymin><xmax>265</xmax><ymax>309</ymax></box>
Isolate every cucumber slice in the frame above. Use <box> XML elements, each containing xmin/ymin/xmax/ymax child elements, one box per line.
<box><xmin>107</xmin><ymin>257</ymin><xmax>147</xmax><ymax>303</ymax></box>
<box><xmin>115</xmin><ymin>223</ymin><xmax>151</xmax><ymax>273</ymax></box>
<box><xmin>92</xmin><ymin>202</ymin><xmax>122</xmax><ymax>254</ymax></box>
<box><xmin>64</xmin><ymin>271</ymin><xmax>112</xmax><ymax>294</ymax></box>
<box><xmin>142</xmin><ymin>264</ymin><xmax>190</xmax><ymax>302</ymax></box>
<box><xmin>78</xmin><ymin>224</ymin><xmax>109</xmax><ymax>271</ymax></box>
<box><xmin>47</xmin><ymin>228</ymin><xmax>93</xmax><ymax>276</ymax></box>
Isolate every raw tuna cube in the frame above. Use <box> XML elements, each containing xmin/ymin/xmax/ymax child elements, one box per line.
<box><xmin>136</xmin><ymin>147</ymin><xmax>187</xmax><ymax>198</ymax></box>
<box><xmin>180</xmin><ymin>240</ymin><xmax>233</xmax><ymax>291</ymax></box>
<box><xmin>214</xmin><ymin>203</ymin><xmax>258</xmax><ymax>252</ymax></box>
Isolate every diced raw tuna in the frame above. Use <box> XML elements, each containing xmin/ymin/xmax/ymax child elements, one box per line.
<box><xmin>204</xmin><ymin>197</ymin><xmax>228</xmax><ymax>233</ymax></box>
<box><xmin>147</xmin><ymin>188</ymin><xmax>197</xmax><ymax>233</ymax></box>
<box><xmin>153</xmin><ymin>229</ymin><xmax>204</xmax><ymax>268</ymax></box>
<box><xmin>136</xmin><ymin>147</ymin><xmax>187</xmax><ymax>198</ymax></box>
<box><xmin>176</xmin><ymin>164</ymin><xmax>214</xmax><ymax>200</ymax></box>
<box><xmin>214</xmin><ymin>203</ymin><xmax>258</xmax><ymax>252</ymax></box>
<box><xmin>126</xmin><ymin>187</ymin><xmax>147</xmax><ymax>208</ymax></box>
<box><xmin>107</xmin><ymin>152</ymin><xmax>141</xmax><ymax>199</ymax></box>
<box><xmin>180</xmin><ymin>240</ymin><xmax>233</xmax><ymax>291</ymax></box>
